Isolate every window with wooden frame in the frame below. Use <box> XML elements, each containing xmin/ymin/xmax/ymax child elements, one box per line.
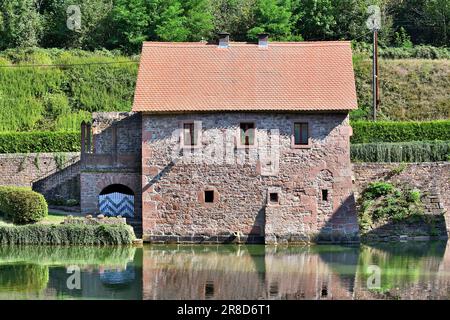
<box><xmin>181</xmin><ymin>121</ymin><xmax>199</xmax><ymax>147</ymax></box>
<box><xmin>240</xmin><ymin>122</ymin><xmax>255</xmax><ymax>146</ymax></box>
<box><xmin>293</xmin><ymin>122</ymin><xmax>310</xmax><ymax>147</ymax></box>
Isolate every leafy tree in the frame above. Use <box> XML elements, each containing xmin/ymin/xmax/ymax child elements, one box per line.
<box><xmin>0</xmin><ymin>0</ymin><xmax>43</xmax><ymax>50</ymax></box>
<box><xmin>152</xmin><ymin>0</ymin><xmax>189</xmax><ymax>41</ymax></box>
<box><xmin>211</xmin><ymin>0</ymin><xmax>256</xmax><ymax>41</ymax></box>
<box><xmin>424</xmin><ymin>0</ymin><xmax>450</xmax><ymax>45</ymax></box>
<box><xmin>109</xmin><ymin>0</ymin><xmax>149</xmax><ymax>53</ymax></box>
<box><xmin>248</xmin><ymin>0</ymin><xmax>299</xmax><ymax>41</ymax></box>
<box><xmin>41</xmin><ymin>0</ymin><xmax>113</xmax><ymax>49</ymax></box>
<box><xmin>184</xmin><ymin>0</ymin><xmax>214</xmax><ymax>41</ymax></box>
<box><xmin>295</xmin><ymin>0</ymin><xmax>335</xmax><ymax>40</ymax></box>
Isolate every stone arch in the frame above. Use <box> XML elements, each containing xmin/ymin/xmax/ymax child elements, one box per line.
<box><xmin>100</xmin><ymin>184</ymin><xmax>134</xmax><ymax>196</ymax></box>
<box><xmin>95</xmin><ymin>175</ymin><xmax>139</xmax><ymax>219</ymax></box>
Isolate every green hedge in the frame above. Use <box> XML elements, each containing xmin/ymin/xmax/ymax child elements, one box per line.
<box><xmin>0</xmin><ymin>223</ymin><xmax>135</xmax><ymax>245</ymax></box>
<box><xmin>351</xmin><ymin>121</ymin><xmax>450</xmax><ymax>143</ymax></box>
<box><xmin>0</xmin><ymin>186</ymin><xmax>48</xmax><ymax>224</ymax></box>
<box><xmin>351</xmin><ymin>141</ymin><xmax>450</xmax><ymax>163</ymax></box>
<box><xmin>0</xmin><ymin>131</ymin><xmax>80</xmax><ymax>153</ymax></box>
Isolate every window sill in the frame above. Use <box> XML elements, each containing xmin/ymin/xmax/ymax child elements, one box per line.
<box><xmin>236</xmin><ymin>143</ymin><xmax>258</xmax><ymax>149</ymax></box>
<box><xmin>180</xmin><ymin>144</ymin><xmax>202</xmax><ymax>150</ymax></box>
<box><xmin>291</xmin><ymin>143</ymin><xmax>312</xmax><ymax>149</ymax></box>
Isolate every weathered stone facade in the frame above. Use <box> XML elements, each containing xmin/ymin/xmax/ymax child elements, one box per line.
<box><xmin>141</xmin><ymin>112</ymin><xmax>358</xmax><ymax>244</ymax></box>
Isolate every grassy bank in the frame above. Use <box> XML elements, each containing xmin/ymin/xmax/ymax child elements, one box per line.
<box><xmin>353</xmin><ymin>56</ymin><xmax>450</xmax><ymax>121</ymax></box>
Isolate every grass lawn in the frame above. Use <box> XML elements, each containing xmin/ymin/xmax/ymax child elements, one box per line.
<box><xmin>0</xmin><ymin>212</ymin><xmax>66</xmax><ymax>226</ymax></box>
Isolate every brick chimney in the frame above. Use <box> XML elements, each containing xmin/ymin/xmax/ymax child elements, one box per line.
<box><xmin>218</xmin><ymin>32</ymin><xmax>230</xmax><ymax>48</ymax></box>
<box><xmin>258</xmin><ymin>33</ymin><xmax>269</xmax><ymax>48</ymax></box>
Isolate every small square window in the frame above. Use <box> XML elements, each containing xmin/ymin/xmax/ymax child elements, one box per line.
<box><xmin>205</xmin><ymin>190</ymin><xmax>214</xmax><ymax>203</ymax></box>
<box><xmin>322</xmin><ymin>189</ymin><xmax>329</xmax><ymax>201</ymax></box>
<box><xmin>269</xmin><ymin>192</ymin><xmax>279</xmax><ymax>204</ymax></box>
<box><xmin>294</xmin><ymin>122</ymin><xmax>309</xmax><ymax>145</ymax></box>
<box><xmin>240</xmin><ymin>122</ymin><xmax>255</xmax><ymax>146</ymax></box>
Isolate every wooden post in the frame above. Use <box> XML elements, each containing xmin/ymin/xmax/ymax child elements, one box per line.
<box><xmin>86</xmin><ymin>122</ymin><xmax>92</xmax><ymax>153</ymax></box>
<box><xmin>80</xmin><ymin>121</ymin><xmax>86</xmax><ymax>160</ymax></box>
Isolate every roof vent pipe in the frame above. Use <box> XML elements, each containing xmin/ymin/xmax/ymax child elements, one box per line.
<box><xmin>258</xmin><ymin>33</ymin><xmax>269</xmax><ymax>48</ymax></box>
<box><xmin>218</xmin><ymin>32</ymin><xmax>230</xmax><ymax>48</ymax></box>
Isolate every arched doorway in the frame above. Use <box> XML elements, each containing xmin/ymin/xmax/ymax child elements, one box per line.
<box><xmin>98</xmin><ymin>184</ymin><xmax>134</xmax><ymax>218</ymax></box>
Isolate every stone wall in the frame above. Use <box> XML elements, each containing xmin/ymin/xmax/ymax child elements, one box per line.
<box><xmin>0</xmin><ymin>152</ymin><xmax>80</xmax><ymax>202</ymax></box>
<box><xmin>352</xmin><ymin>162</ymin><xmax>450</xmax><ymax>241</ymax></box>
<box><xmin>92</xmin><ymin>112</ymin><xmax>141</xmax><ymax>154</ymax></box>
<box><xmin>141</xmin><ymin>112</ymin><xmax>358</xmax><ymax>244</ymax></box>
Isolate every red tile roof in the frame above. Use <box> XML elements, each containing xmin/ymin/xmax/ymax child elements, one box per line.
<box><xmin>132</xmin><ymin>41</ymin><xmax>358</xmax><ymax>113</ymax></box>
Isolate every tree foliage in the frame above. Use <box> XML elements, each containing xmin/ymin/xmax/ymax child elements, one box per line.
<box><xmin>0</xmin><ymin>0</ymin><xmax>448</xmax><ymax>53</ymax></box>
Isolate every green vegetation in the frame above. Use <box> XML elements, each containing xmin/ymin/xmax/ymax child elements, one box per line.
<box><xmin>1</xmin><ymin>0</ymin><xmax>448</xmax><ymax>52</ymax></box>
<box><xmin>0</xmin><ymin>186</ymin><xmax>48</xmax><ymax>224</ymax></box>
<box><xmin>0</xmin><ymin>263</ymin><xmax>49</xmax><ymax>293</ymax></box>
<box><xmin>352</xmin><ymin>58</ymin><xmax>450</xmax><ymax>121</ymax></box>
<box><xmin>351</xmin><ymin>120</ymin><xmax>450</xmax><ymax>143</ymax></box>
<box><xmin>358</xmin><ymin>242</ymin><xmax>447</xmax><ymax>294</ymax></box>
<box><xmin>358</xmin><ymin>182</ymin><xmax>426</xmax><ymax>232</ymax></box>
<box><xmin>351</xmin><ymin>141</ymin><xmax>450</xmax><ymax>163</ymax></box>
<box><xmin>0</xmin><ymin>131</ymin><xmax>80</xmax><ymax>153</ymax></box>
<box><xmin>0</xmin><ymin>223</ymin><xmax>135</xmax><ymax>245</ymax></box>
<box><xmin>0</xmin><ymin>245</ymin><xmax>136</xmax><ymax>267</ymax></box>
<box><xmin>0</xmin><ymin>48</ymin><xmax>137</xmax><ymax>132</ymax></box>
<box><xmin>354</xmin><ymin>43</ymin><xmax>450</xmax><ymax>60</ymax></box>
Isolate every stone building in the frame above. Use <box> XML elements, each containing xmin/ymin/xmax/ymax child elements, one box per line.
<box><xmin>80</xmin><ymin>34</ymin><xmax>360</xmax><ymax>243</ymax></box>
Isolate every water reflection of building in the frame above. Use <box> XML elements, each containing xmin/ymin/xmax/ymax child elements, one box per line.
<box><xmin>142</xmin><ymin>245</ymin><xmax>359</xmax><ymax>300</ymax></box>
<box><xmin>3</xmin><ymin>243</ymin><xmax>450</xmax><ymax>300</ymax></box>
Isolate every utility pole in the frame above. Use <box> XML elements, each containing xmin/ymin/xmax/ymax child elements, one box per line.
<box><xmin>366</xmin><ymin>5</ymin><xmax>382</xmax><ymax>121</ymax></box>
<box><xmin>372</xmin><ymin>29</ymin><xmax>379</xmax><ymax>121</ymax></box>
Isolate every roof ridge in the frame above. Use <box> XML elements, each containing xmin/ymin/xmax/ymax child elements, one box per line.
<box><xmin>142</xmin><ymin>41</ymin><xmax>351</xmax><ymax>48</ymax></box>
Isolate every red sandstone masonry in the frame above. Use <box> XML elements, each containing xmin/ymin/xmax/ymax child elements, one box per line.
<box><xmin>141</xmin><ymin>112</ymin><xmax>359</xmax><ymax>244</ymax></box>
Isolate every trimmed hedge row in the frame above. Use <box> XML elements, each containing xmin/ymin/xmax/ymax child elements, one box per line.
<box><xmin>0</xmin><ymin>186</ymin><xmax>48</xmax><ymax>224</ymax></box>
<box><xmin>351</xmin><ymin>141</ymin><xmax>450</xmax><ymax>163</ymax></box>
<box><xmin>0</xmin><ymin>223</ymin><xmax>135</xmax><ymax>245</ymax></box>
<box><xmin>351</xmin><ymin>120</ymin><xmax>450</xmax><ymax>144</ymax></box>
<box><xmin>0</xmin><ymin>131</ymin><xmax>80</xmax><ymax>153</ymax></box>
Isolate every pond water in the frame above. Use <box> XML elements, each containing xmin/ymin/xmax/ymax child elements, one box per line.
<box><xmin>0</xmin><ymin>242</ymin><xmax>450</xmax><ymax>300</ymax></box>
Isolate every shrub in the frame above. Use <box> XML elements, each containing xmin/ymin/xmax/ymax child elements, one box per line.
<box><xmin>358</xmin><ymin>182</ymin><xmax>426</xmax><ymax>231</ymax></box>
<box><xmin>351</xmin><ymin>120</ymin><xmax>450</xmax><ymax>143</ymax></box>
<box><xmin>0</xmin><ymin>186</ymin><xmax>48</xmax><ymax>224</ymax></box>
<box><xmin>407</xmin><ymin>190</ymin><xmax>421</xmax><ymax>203</ymax></box>
<box><xmin>0</xmin><ymin>223</ymin><xmax>135</xmax><ymax>245</ymax></box>
<box><xmin>363</xmin><ymin>182</ymin><xmax>395</xmax><ymax>200</ymax></box>
<box><xmin>351</xmin><ymin>141</ymin><xmax>450</xmax><ymax>162</ymax></box>
<box><xmin>353</xmin><ymin>43</ymin><xmax>450</xmax><ymax>60</ymax></box>
<box><xmin>0</xmin><ymin>131</ymin><xmax>80</xmax><ymax>153</ymax></box>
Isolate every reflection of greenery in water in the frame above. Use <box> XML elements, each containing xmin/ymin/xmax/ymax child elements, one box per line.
<box><xmin>0</xmin><ymin>246</ymin><xmax>141</xmax><ymax>300</ymax></box>
<box><xmin>358</xmin><ymin>241</ymin><xmax>446</xmax><ymax>293</ymax></box>
<box><xmin>0</xmin><ymin>246</ymin><xmax>136</xmax><ymax>269</ymax></box>
<box><xmin>0</xmin><ymin>264</ymin><xmax>49</xmax><ymax>292</ymax></box>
